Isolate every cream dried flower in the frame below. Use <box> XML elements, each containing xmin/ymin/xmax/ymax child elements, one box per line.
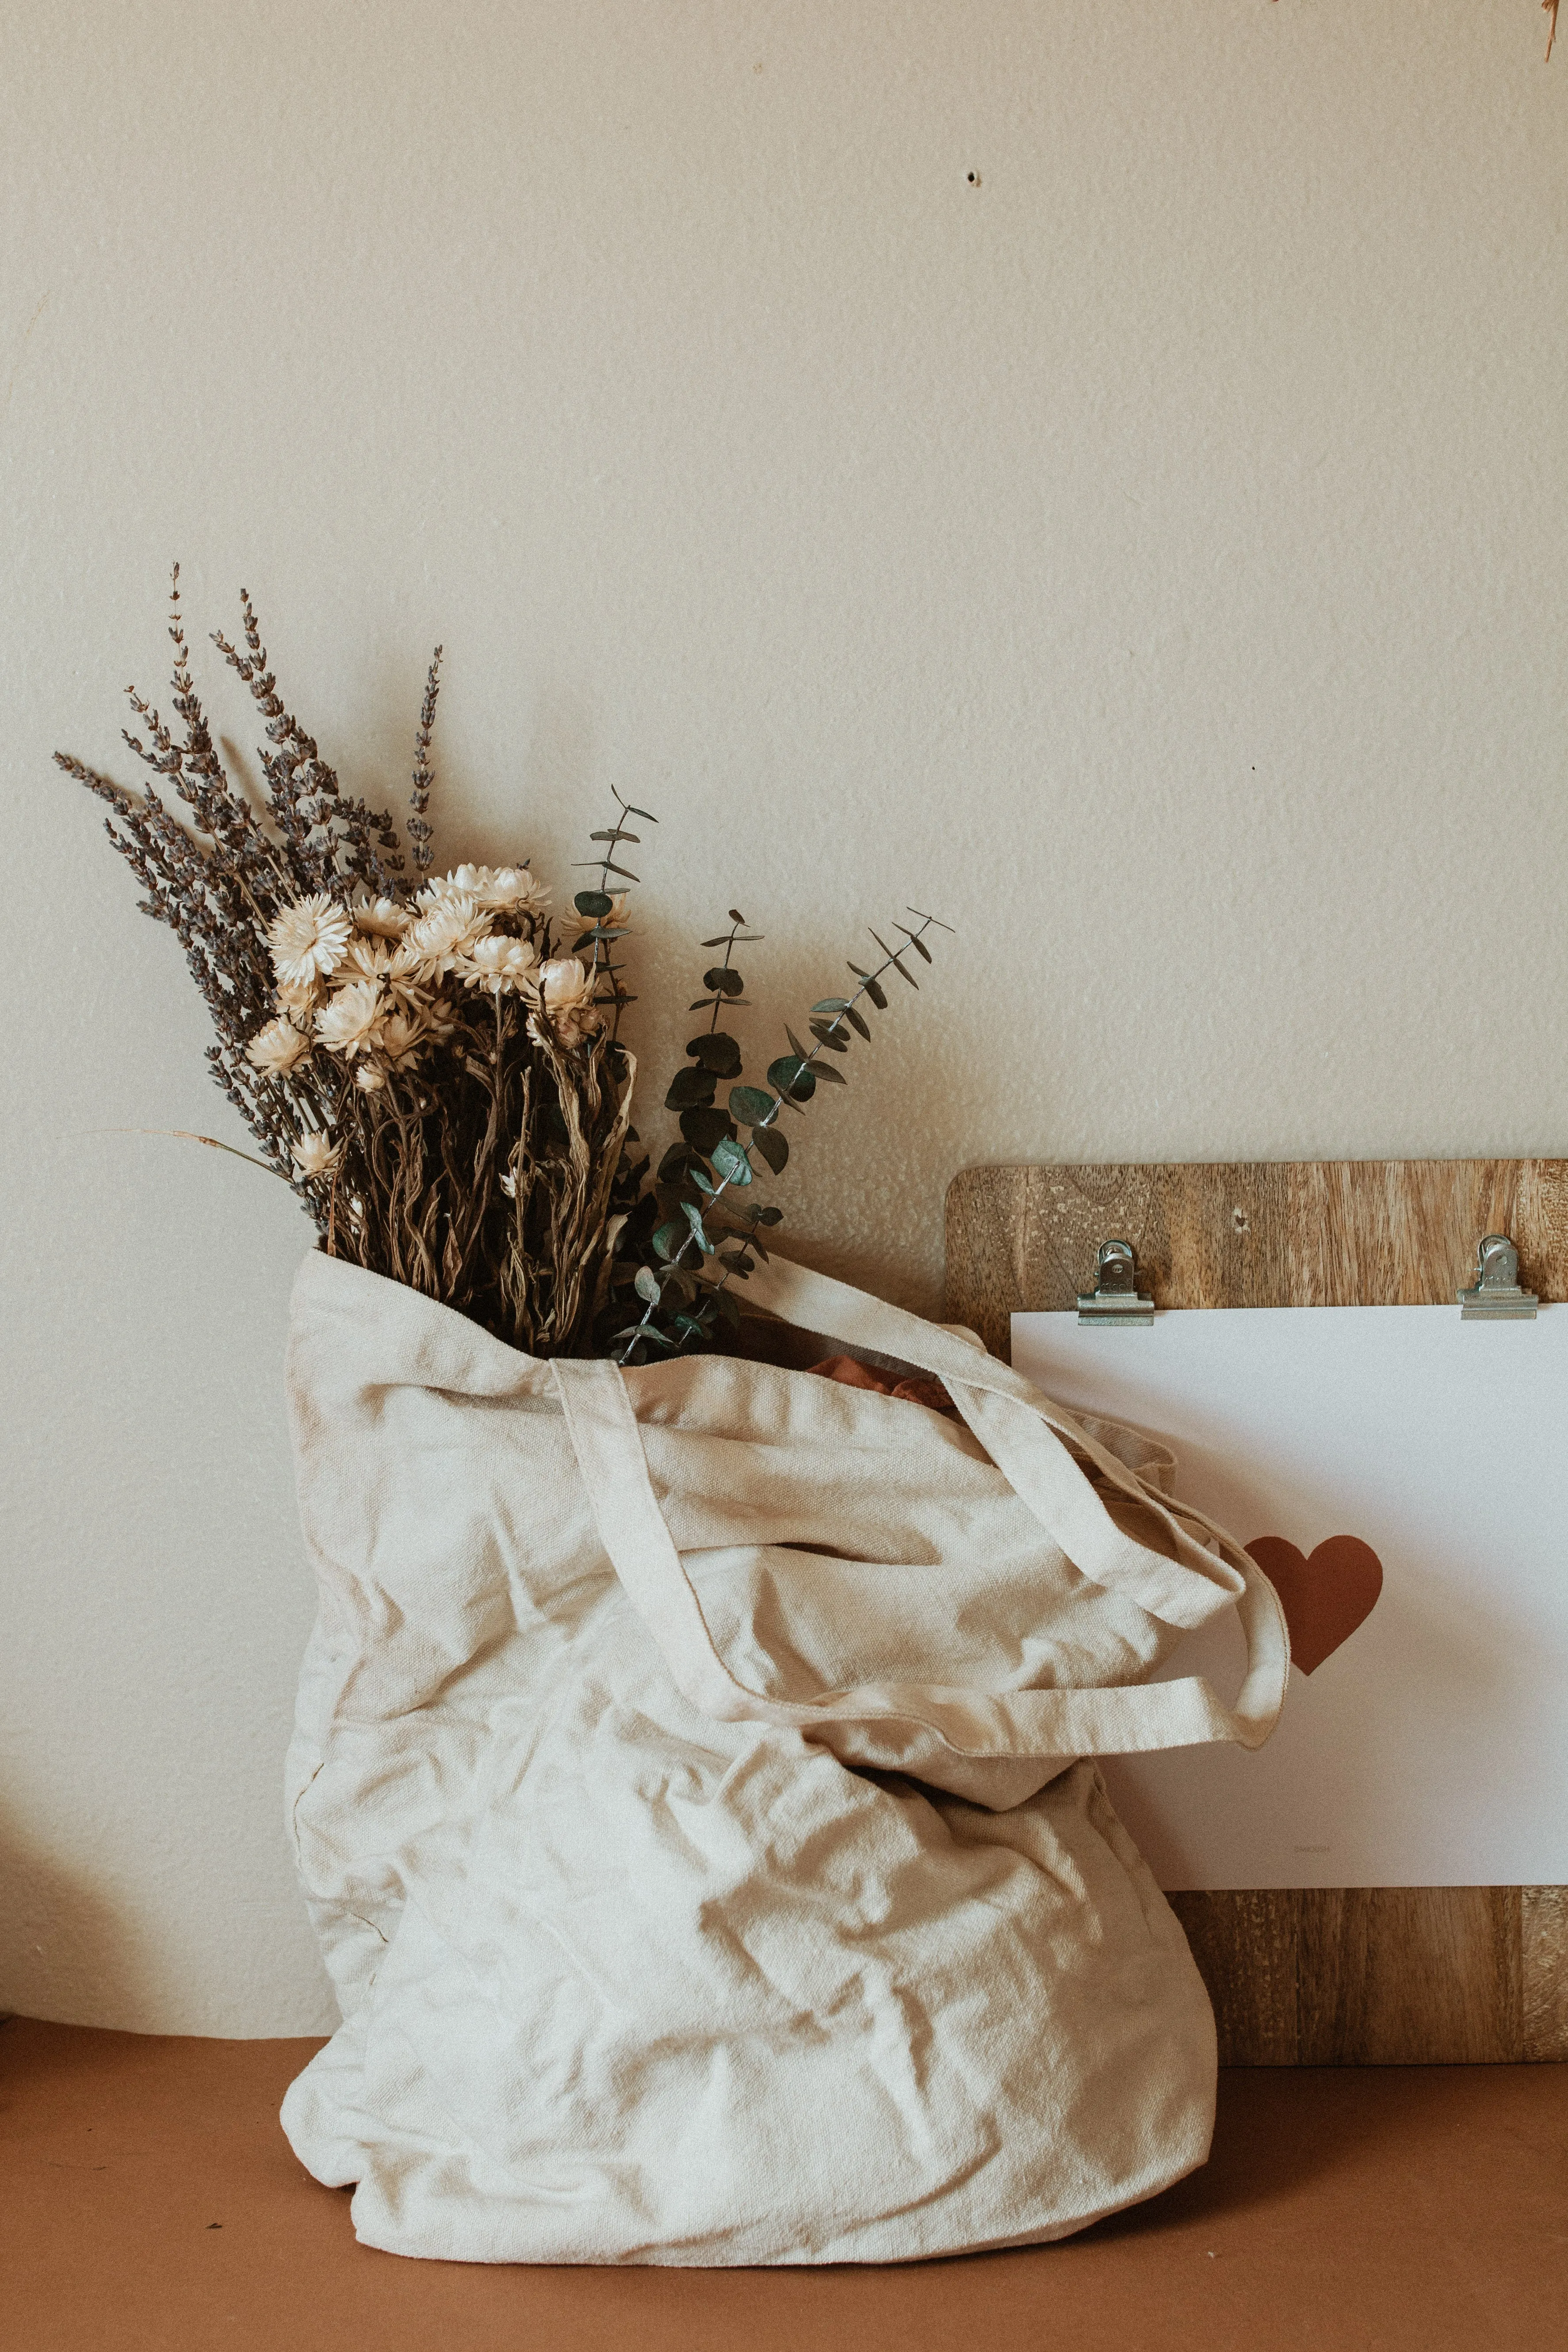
<box><xmin>530</xmin><ymin>958</ymin><xmax>604</xmax><ymax>1049</ymax></box>
<box><xmin>382</xmin><ymin>938</ymin><xmax>435</xmax><ymax>1008</ymax></box>
<box><xmin>537</xmin><ymin>956</ymin><xmax>594</xmax><ymax>1012</ymax></box>
<box><xmin>340</xmin><ymin>936</ymin><xmax>395</xmax><ymax>984</ymax></box>
<box><xmin>246</xmin><ymin>1014</ymin><xmax>312</xmax><ymax>1077</ymax></box>
<box><xmin>355</xmin><ymin>1061</ymin><xmax>387</xmax><ymax>1093</ymax></box>
<box><xmin>459</xmin><ymin>935</ymin><xmax>539</xmax><ymax>996</ymax></box>
<box><xmin>266</xmin><ymin>894</ymin><xmax>352</xmax><ymax>986</ymax></box>
<box><xmin>314</xmin><ymin>978</ymin><xmax>384</xmax><ymax>1057</ymax></box>
<box><xmin>352</xmin><ymin>894</ymin><xmax>413</xmax><ymax>939</ymax></box>
<box><xmin>447</xmin><ymin>862</ymin><xmax>551</xmax><ymax>916</ymax></box>
<box><xmin>291</xmin><ymin>1130</ymin><xmax>341</xmax><ymax>1179</ymax></box>
<box><xmin>274</xmin><ymin>971</ymin><xmax>323</xmax><ymax>1021</ymax></box>
<box><xmin>405</xmin><ymin>893</ymin><xmax>486</xmax><ymax>976</ymax></box>
<box><xmin>376</xmin><ymin>1009</ymin><xmax>427</xmax><ymax>1067</ymax></box>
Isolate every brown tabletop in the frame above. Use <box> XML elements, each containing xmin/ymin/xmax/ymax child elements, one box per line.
<box><xmin>2</xmin><ymin>2016</ymin><xmax>1564</xmax><ymax>2352</ymax></box>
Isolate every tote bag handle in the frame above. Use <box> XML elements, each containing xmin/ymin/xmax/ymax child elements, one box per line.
<box><xmin>738</xmin><ymin>1252</ymin><xmax>1254</xmax><ymax>1632</ymax></box>
<box><xmin>550</xmin><ymin>1258</ymin><xmax>1289</xmax><ymax>1764</ymax></box>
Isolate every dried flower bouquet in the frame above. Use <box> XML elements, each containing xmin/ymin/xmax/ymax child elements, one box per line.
<box><xmin>59</xmin><ymin>577</ymin><xmax>945</xmax><ymax>1361</ymax></box>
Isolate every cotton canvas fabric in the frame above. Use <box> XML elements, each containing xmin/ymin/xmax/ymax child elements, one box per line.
<box><xmin>280</xmin><ymin>1250</ymin><xmax>1287</xmax><ymax>2264</ymax></box>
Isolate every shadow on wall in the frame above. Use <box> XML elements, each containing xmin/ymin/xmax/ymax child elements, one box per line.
<box><xmin>0</xmin><ymin>1801</ymin><xmax>155</xmax><ymax>2029</ymax></box>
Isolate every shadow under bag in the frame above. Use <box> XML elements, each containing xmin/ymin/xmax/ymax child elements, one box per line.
<box><xmin>280</xmin><ymin>1248</ymin><xmax>1287</xmax><ymax>2264</ymax></box>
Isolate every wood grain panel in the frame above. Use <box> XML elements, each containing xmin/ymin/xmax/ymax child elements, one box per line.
<box><xmin>1166</xmin><ymin>1891</ymin><xmax>1300</xmax><ymax>2066</ymax></box>
<box><xmin>945</xmin><ymin>1159</ymin><xmax>1568</xmax><ymax>2064</ymax></box>
<box><xmin>1294</xmin><ymin>1889</ymin><xmax>1523</xmax><ymax>2065</ymax></box>
<box><xmin>1523</xmin><ymin>1887</ymin><xmax>1568</xmax><ymax>2061</ymax></box>
<box><xmin>945</xmin><ymin>1158</ymin><xmax>1568</xmax><ymax>1354</ymax></box>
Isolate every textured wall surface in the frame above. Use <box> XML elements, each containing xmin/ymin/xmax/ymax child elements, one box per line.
<box><xmin>3</xmin><ymin>3</ymin><xmax>1565</xmax><ymax>2033</ymax></box>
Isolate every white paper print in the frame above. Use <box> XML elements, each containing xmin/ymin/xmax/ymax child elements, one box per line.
<box><xmin>1010</xmin><ymin>1306</ymin><xmax>1568</xmax><ymax>1888</ymax></box>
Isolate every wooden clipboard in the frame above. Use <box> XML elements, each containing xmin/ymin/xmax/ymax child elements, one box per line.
<box><xmin>945</xmin><ymin>1158</ymin><xmax>1568</xmax><ymax>2065</ymax></box>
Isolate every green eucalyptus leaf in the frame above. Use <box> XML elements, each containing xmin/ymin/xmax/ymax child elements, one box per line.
<box><xmin>810</xmin><ymin>1020</ymin><xmax>850</xmax><ymax>1052</ymax></box>
<box><xmin>574</xmin><ymin>890</ymin><xmax>614</xmax><ymax>917</ymax></box>
<box><xmin>703</xmin><ymin>967</ymin><xmax>745</xmax><ymax>997</ymax></box>
<box><xmin>679</xmin><ymin>1106</ymin><xmax>733</xmax><ymax>1155</ymax></box>
<box><xmin>719</xmin><ymin>1250</ymin><xmax>755</xmax><ymax>1275</ymax></box>
<box><xmin>810</xmin><ymin>1061</ymin><xmax>847</xmax><ymax>1086</ymax></box>
<box><xmin>687</xmin><ymin>1033</ymin><xmax>743</xmax><ymax>1076</ymax></box>
<box><xmin>665</xmin><ymin>1067</ymin><xmax>717</xmax><ymax>1111</ymax></box>
<box><xmin>589</xmin><ymin>829</ymin><xmax>639</xmax><ymax>844</ymax></box>
<box><xmin>634</xmin><ymin>1266</ymin><xmax>662</xmax><ymax>1304</ymax></box>
<box><xmin>864</xmin><ymin>975</ymin><xmax>889</xmax><ymax>1010</ymax></box>
<box><xmin>753</xmin><ymin>1204</ymin><xmax>784</xmax><ymax>1226</ymax></box>
<box><xmin>811</xmin><ymin>998</ymin><xmax>852</xmax><ymax>1013</ymax></box>
<box><xmin>689</xmin><ymin>1165</ymin><xmax>715</xmax><ymax>1195</ymax></box>
<box><xmin>710</xmin><ymin>1136</ymin><xmax>752</xmax><ymax>1186</ymax></box>
<box><xmin>620</xmin><ymin>803</ymin><xmax>659</xmax><ymax>823</ymax></box>
<box><xmin>845</xmin><ymin>1004</ymin><xmax>872</xmax><ymax>1040</ymax></box>
<box><xmin>752</xmin><ymin>1125</ymin><xmax>788</xmax><ymax>1174</ymax></box>
<box><xmin>767</xmin><ymin>1055</ymin><xmax>816</xmax><ymax>1103</ymax></box>
<box><xmin>729</xmin><ymin>1084</ymin><xmax>777</xmax><ymax>1125</ymax></box>
<box><xmin>870</xmin><ymin>933</ymin><xmax>918</xmax><ymax>988</ymax></box>
<box><xmin>651</xmin><ymin>1218</ymin><xmax>685</xmax><ymax>1262</ymax></box>
<box><xmin>784</xmin><ymin>1025</ymin><xmax>810</xmax><ymax>1062</ymax></box>
<box><xmin>681</xmin><ymin>1201</ymin><xmax>715</xmax><ymax>1254</ymax></box>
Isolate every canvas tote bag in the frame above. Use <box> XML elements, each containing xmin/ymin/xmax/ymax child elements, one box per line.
<box><xmin>280</xmin><ymin>1247</ymin><xmax>1287</xmax><ymax>2265</ymax></box>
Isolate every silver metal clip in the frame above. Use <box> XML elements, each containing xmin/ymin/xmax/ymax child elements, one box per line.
<box><xmin>1457</xmin><ymin>1234</ymin><xmax>1538</xmax><ymax>1321</ymax></box>
<box><xmin>1077</xmin><ymin>1239</ymin><xmax>1155</xmax><ymax>1327</ymax></box>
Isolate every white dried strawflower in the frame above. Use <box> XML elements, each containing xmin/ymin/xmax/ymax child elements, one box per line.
<box><xmin>291</xmin><ymin>1130</ymin><xmax>341</xmax><ymax>1179</ymax></box>
<box><xmin>376</xmin><ymin>1009</ymin><xmax>427</xmax><ymax>1067</ymax></box>
<box><xmin>405</xmin><ymin>893</ymin><xmax>485</xmax><ymax>975</ymax></box>
<box><xmin>266</xmin><ymin>894</ymin><xmax>352</xmax><ymax>986</ymax></box>
<box><xmin>246</xmin><ymin>1014</ymin><xmax>313</xmax><ymax>1078</ymax></box>
<box><xmin>340</xmin><ymin>936</ymin><xmax>394</xmax><ymax>983</ymax></box>
<box><xmin>381</xmin><ymin>938</ymin><xmax>435</xmax><ymax>1009</ymax></box>
<box><xmin>445</xmin><ymin>862</ymin><xmax>551</xmax><ymax>916</ymax></box>
<box><xmin>274</xmin><ymin>971</ymin><xmax>323</xmax><ymax>1021</ymax></box>
<box><xmin>537</xmin><ymin>956</ymin><xmax>594</xmax><ymax>1012</ymax></box>
<box><xmin>314</xmin><ymin>978</ymin><xmax>384</xmax><ymax>1056</ymax></box>
<box><xmin>459</xmin><ymin>935</ymin><xmax>539</xmax><ymax>996</ymax></box>
<box><xmin>355</xmin><ymin>1061</ymin><xmax>387</xmax><ymax>1093</ymax></box>
<box><xmin>352</xmin><ymin>894</ymin><xmax>412</xmax><ymax>939</ymax></box>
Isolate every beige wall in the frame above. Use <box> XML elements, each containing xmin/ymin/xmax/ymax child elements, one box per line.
<box><xmin>3</xmin><ymin>3</ymin><xmax>1564</xmax><ymax>2034</ymax></box>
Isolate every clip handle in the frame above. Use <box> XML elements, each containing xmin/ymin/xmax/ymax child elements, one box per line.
<box><xmin>1077</xmin><ymin>1238</ymin><xmax>1155</xmax><ymax>1327</ymax></box>
<box><xmin>1457</xmin><ymin>1233</ymin><xmax>1538</xmax><ymax>1321</ymax></box>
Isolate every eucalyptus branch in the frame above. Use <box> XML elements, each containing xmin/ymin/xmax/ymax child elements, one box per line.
<box><xmin>570</xmin><ymin>786</ymin><xmax>658</xmax><ymax>1039</ymax></box>
<box><xmin>614</xmin><ymin>909</ymin><xmax>950</xmax><ymax>1363</ymax></box>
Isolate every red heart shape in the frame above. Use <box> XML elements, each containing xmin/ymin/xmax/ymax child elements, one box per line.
<box><xmin>1244</xmin><ymin>1535</ymin><xmax>1384</xmax><ymax>1675</ymax></box>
